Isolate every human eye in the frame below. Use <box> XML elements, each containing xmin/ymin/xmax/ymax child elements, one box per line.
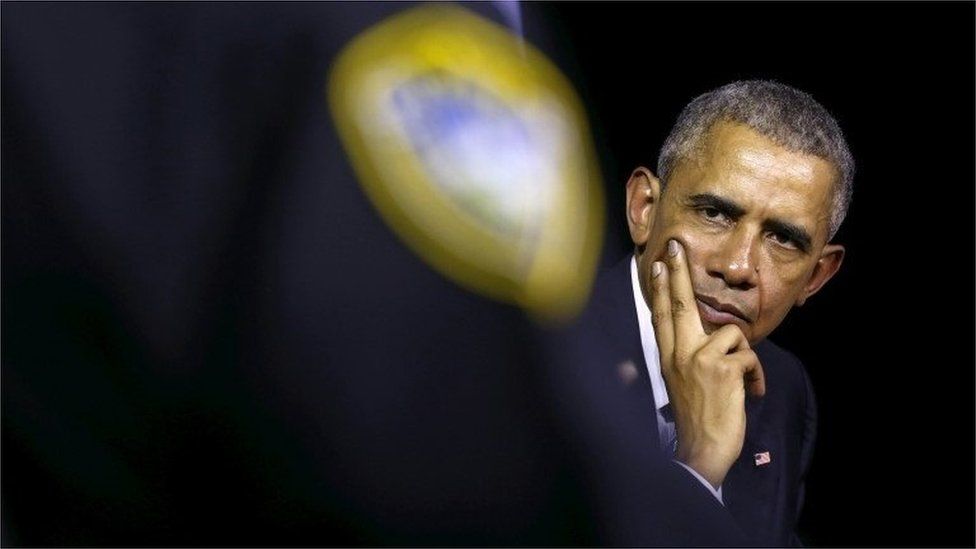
<box><xmin>699</xmin><ymin>206</ymin><xmax>729</xmax><ymax>224</ymax></box>
<box><xmin>769</xmin><ymin>231</ymin><xmax>799</xmax><ymax>250</ymax></box>
<box><xmin>686</xmin><ymin>194</ymin><xmax>741</xmax><ymax>228</ymax></box>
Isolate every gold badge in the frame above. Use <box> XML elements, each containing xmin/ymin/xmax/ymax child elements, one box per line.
<box><xmin>328</xmin><ymin>4</ymin><xmax>604</xmax><ymax>321</ymax></box>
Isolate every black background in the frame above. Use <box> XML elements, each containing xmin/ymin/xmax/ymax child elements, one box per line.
<box><xmin>544</xmin><ymin>2</ymin><xmax>976</xmax><ymax>546</ymax></box>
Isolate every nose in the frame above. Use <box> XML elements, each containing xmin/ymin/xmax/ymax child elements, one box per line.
<box><xmin>705</xmin><ymin>226</ymin><xmax>760</xmax><ymax>290</ymax></box>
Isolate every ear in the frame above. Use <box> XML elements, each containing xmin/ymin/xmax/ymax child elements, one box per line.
<box><xmin>795</xmin><ymin>244</ymin><xmax>845</xmax><ymax>306</ymax></box>
<box><xmin>625</xmin><ymin>167</ymin><xmax>662</xmax><ymax>247</ymax></box>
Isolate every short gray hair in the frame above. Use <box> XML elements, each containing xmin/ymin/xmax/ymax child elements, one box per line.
<box><xmin>657</xmin><ymin>80</ymin><xmax>854</xmax><ymax>240</ymax></box>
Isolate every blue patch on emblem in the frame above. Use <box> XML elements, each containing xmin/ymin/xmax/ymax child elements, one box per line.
<box><xmin>392</xmin><ymin>73</ymin><xmax>545</xmax><ymax>237</ymax></box>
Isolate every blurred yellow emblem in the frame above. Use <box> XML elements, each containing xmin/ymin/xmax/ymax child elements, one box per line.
<box><xmin>328</xmin><ymin>4</ymin><xmax>604</xmax><ymax>322</ymax></box>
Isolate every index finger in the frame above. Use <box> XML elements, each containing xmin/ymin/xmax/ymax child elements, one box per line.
<box><xmin>664</xmin><ymin>239</ymin><xmax>706</xmax><ymax>344</ymax></box>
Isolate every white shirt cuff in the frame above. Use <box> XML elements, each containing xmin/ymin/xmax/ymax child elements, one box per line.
<box><xmin>674</xmin><ymin>460</ymin><xmax>724</xmax><ymax>505</ymax></box>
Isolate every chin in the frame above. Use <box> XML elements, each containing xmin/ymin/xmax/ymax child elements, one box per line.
<box><xmin>701</xmin><ymin>319</ymin><xmax>754</xmax><ymax>343</ymax></box>
<box><xmin>700</xmin><ymin>320</ymin><xmax>719</xmax><ymax>334</ymax></box>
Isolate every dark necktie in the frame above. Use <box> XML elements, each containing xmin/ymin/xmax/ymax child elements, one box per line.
<box><xmin>659</xmin><ymin>403</ymin><xmax>678</xmax><ymax>456</ymax></box>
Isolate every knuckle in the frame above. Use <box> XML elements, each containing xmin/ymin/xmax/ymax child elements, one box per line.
<box><xmin>651</xmin><ymin>311</ymin><xmax>664</xmax><ymax>328</ymax></box>
<box><xmin>717</xmin><ymin>324</ymin><xmax>744</xmax><ymax>339</ymax></box>
<box><xmin>671</xmin><ymin>297</ymin><xmax>688</xmax><ymax>313</ymax></box>
<box><xmin>736</xmin><ymin>351</ymin><xmax>761</xmax><ymax>375</ymax></box>
<box><xmin>667</xmin><ymin>256</ymin><xmax>682</xmax><ymax>272</ymax></box>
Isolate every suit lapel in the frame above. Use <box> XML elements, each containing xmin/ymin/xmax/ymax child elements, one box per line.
<box><xmin>589</xmin><ymin>258</ymin><xmax>660</xmax><ymax>451</ymax></box>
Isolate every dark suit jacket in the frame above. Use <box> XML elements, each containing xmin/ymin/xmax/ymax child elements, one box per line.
<box><xmin>545</xmin><ymin>257</ymin><xmax>817</xmax><ymax>546</ymax></box>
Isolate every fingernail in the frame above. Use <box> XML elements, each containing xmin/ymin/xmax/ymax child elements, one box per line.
<box><xmin>652</xmin><ymin>261</ymin><xmax>662</xmax><ymax>278</ymax></box>
<box><xmin>667</xmin><ymin>239</ymin><xmax>679</xmax><ymax>257</ymax></box>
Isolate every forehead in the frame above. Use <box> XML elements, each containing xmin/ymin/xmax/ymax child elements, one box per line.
<box><xmin>672</xmin><ymin>122</ymin><xmax>838</xmax><ymax>239</ymax></box>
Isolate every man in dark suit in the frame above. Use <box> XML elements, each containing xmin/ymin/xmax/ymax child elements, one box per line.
<box><xmin>556</xmin><ymin>80</ymin><xmax>850</xmax><ymax>546</ymax></box>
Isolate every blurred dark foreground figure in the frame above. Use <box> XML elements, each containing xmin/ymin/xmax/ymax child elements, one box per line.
<box><xmin>4</xmin><ymin>3</ymin><xmax>752</xmax><ymax>545</ymax></box>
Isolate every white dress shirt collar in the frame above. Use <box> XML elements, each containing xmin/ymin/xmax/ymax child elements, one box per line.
<box><xmin>630</xmin><ymin>256</ymin><xmax>668</xmax><ymax>412</ymax></box>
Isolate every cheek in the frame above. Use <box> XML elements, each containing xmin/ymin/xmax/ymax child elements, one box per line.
<box><xmin>757</xmin><ymin>271</ymin><xmax>807</xmax><ymax>315</ymax></box>
<box><xmin>647</xmin><ymin>214</ymin><xmax>697</xmax><ymax>260</ymax></box>
<box><xmin>670</xmin><ymin>230</ymin><xmax>721</xmax><ymax>273</ymax></box>
<box><xmin>644</xmin><ymin>232</ymin><xmax>671</xmax><ymax>263</ymax></box>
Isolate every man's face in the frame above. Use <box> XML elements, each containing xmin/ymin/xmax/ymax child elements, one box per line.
<box><xmin>629</xmin><ymin>121</ymin><xmax>844</xmax><ymax>344</ymax></box>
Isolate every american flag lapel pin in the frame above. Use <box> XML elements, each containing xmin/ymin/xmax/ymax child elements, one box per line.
<box><xmin>754</xmin><ymin>451</ymin><xmax>771</xmax><ymax>466</ymax></box>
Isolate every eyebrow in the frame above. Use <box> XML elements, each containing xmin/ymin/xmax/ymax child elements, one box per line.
<box><xmin>687</xmin><ymin>193</ymin><xmax>812</xmax><ymax>253</ymax></box>
<box><xmin>765</xmin><ymin>219</ymin><xmax>812</xmax><ymax>253</ymax></box>
<box><xmin>688</xmin><ymin>193</ymin><xmax>745</xmax><ymax>218</ymax></box>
